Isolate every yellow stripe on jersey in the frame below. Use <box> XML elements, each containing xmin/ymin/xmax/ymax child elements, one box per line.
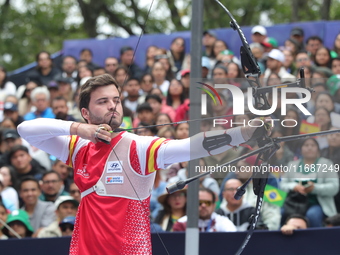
<box><xmin>68</xmin><ymin>135</ymin><xmax>77</xmax><ymax>168</ymax></box>
<box><xmin>147</xmin><ymin>138</ymin><xmax>166</xmax><ymax>174</ymax></box>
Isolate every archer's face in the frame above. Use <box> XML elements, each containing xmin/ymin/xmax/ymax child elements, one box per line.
<box><xmin>82</xmin><ymin>85</ymin><xmax>123</xmax><ymax>130</ymax></box>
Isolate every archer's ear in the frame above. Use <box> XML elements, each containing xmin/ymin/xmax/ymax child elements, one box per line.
<box><xmin>81</xmin><ymin>108</ymin><xmax>89</xmax><ymax>122</ymax></box>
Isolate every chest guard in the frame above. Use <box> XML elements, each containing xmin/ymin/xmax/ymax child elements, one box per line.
<box><xmin>81</xmin><ymin>135</ymin><xmax>156</xmax><ymax>200</ymax></box>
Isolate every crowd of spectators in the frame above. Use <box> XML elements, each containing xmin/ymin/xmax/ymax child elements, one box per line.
<box><xmin>0</xmin><ymin>24</ymin><xmax>340</xmax><ymax>240</ymax></box>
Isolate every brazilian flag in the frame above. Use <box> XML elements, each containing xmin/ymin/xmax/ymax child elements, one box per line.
<box><xmin>119</xmin><ymin>116</ymin><xmax>133</xmax><ymax>132</ymax></box>
<box><xmin>263</xmin><ymin>185</ymin><xmax>287</xmax><ymax>207</ymax></box>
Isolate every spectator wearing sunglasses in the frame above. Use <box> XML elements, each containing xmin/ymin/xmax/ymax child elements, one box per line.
<box><xmin>173</xmin><ymin>188</ymin><xmax>236</xmax><ymax>232</ymax></box>
<box><xmin>37</xmin><ymin>196</ymin><xmax>79</xmax><ymax>238</ymax></box>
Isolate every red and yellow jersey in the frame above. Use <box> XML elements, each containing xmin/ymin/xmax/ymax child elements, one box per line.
<box><xmin>67</xmin><ymin>132</ymin><xmax>169</xmax><ymax>255</ymax></box>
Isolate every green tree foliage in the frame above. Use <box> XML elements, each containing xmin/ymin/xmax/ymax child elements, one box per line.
<box><xmin>1</xmin><ymin>0</ymin><xmax>340</xmax><ymax>71</ymax></box>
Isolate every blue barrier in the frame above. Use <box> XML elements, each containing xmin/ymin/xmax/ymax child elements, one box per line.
<box><xmin>62</xmin><ymin>21</ymin><xmax>340</xmax><ymax>69</ymax></box>
<box><xmin>1</xmin><ymin>227</ymin><xmax>340</xmax><ymax>255</ymax></box>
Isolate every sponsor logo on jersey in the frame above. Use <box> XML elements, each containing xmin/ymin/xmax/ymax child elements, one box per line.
<box><xmin>107</xmin><ymin>161</ymin><xmax>123</xmax><ymax>173</ymax></box>
<box><xmin>106</xmin><ymin>176</ymin><xmax>124</xmax><ymax>184</ymax></box>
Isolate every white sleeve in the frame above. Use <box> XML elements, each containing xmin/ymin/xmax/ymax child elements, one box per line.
<box><xmin>17</xmin><ymin>119</ymin><xmax>74</xmax><ymax>162</ymax></box>
<box><xmin>157</xmin><ymin>127</ymin><xmax>245</xmax><ymax>168</ymax></box>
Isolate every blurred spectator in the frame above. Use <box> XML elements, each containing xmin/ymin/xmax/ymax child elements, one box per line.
<box><xmin>173</xmin><ymin>188</ymin><xmax>236</xmax><ymax>232</ymax></box>
<box><xmin>135</xmin><ymin>122</ymin><xmax>157</xmax><ymax>136</ymax></box>
<box><xmin>306</xmin><ymin>36</ymin><xmax>323</xmax><ymax>62</ymax></box>
<box><xmin>325</xmin><ymin>214</ymin><xmax>340</xmax><ymax>227</ymax></box>
<box><xmin>69</xmin><ymin>182</ymin><xmax>81</xmax><ymax>203</ymax></box>
<box><xmin>290</xmin><ymin>27</ymin><xmax>305</xmax><ymax>50</ymax></box>
<box><xmin>157</xmin><ymin>126</ymin><xmax>175</xmax><ymax>139</ymax></box>
<box><xmin>114</xmin><ymin>65</ymin><xmax>129</xmax><ymax>88</ymax></box>
<box><xmin>167</xmin><ymin>37</ymin><xmax>186</xmax><ymax>73</ymax></box>
<box><xmin>2</xmin><ymin>209</ymin><xmax>34</xmax><ymax>238</ymax></box>
<box><xmin>0</xmin><ymin>201</ymin><xmax>8</xmax><ymax>239</ymax></box>
<box><xmin>251</xmin><ymin>25</ymin><xmax>267</xmax><ymax>44</ymax></box>
<box><xmin>146</xmin><ymin>94</ymin><xmax>175</xmax><ymax>122</ymax></box>
<box><xmin>202</xmin><ymin>30</ymin><xmax>217</xmax><ymax>59</ymax></box>
<box><xmin>151</xmin><ymin>62</ymin><xmax>170</xmax><ymax>95</ymax></box>
<box><xmin>59</xmin><ymin>216</ymin><xmax>76</xmax><ymax>237</ymax></box>
<box><xmin>104</xmin><ymin>57</ymin><xmax>119</xmax><ymax>77</ymax></box>
<box><xmin>311</xmin><ymin>67</ymin><xmax>332</xmax><ymax>87</ymax></box>
<box><xmin>150</xmin><ymin>170</ymin><xmax>166</xmax><ymax>219</ymax></box>
<box><xmin>18</xmin><ymin>80</ymin><xmax>40</xmax><ymax>116</ymax></box>
<box><xmin>47</xmin><ymin>81</ymin><xmax>59</xmax><ymax>103</ymax></box>
<box><xmin>281</xmin><ymin>138</ymin><xmax>339</xmax><ymax>227</ymax></box>
<box><xmin>216</xmin><ymin>179</ymin><xmax>258</xmax><ymax>231</ymax></box>
<box><xmin>77</xmin><ymin>65</ymin><xmax>94</xmax><ymax>86</ymax></box>
<box><xmin>283</xmin><ymin>49</ymin><xmax>297</xmax><ymax>75</ymax></box>
<box><xmin>180</xmin><ymin>69</ymin><xmax>190</xmax><ymax>98</ymax></box>
<box><xmin>281</xmin><ymin>214</ymin><xmax>308</xmax><ymax>235</ymax></box>
<box><xmin>154</xmin><ymin>189</ymin><xmax>186</xmax><ymax>231</ymax></box>
<box><xmin>93</xmin><ymin>66</ymin><xmax>106</xmax><ymax>76</ymax></box>
<box><xmin>29</xmin><ymin>51</ymin><xmax>61</xmax><ymax>86</ymax></box>
<box><xmin>133</xmin><ymin>103</ymin><xmax>154</xmax><ymax>128</ymax></box>
<box><xmin>55</xmin><ymin>76</ymin><xmax>74</xmax><ymax>103</ymax></box>
<box><xmin>60</xmin><ymin>55</ymin><xmax>78</xmax><ymax>81</ymax></box>
<box><xmin>8</xmin><ymin>145</ymin><xmax>46</xmax><ymax>180</ymax></box>
<box><xmin>0</xmin><ymin>165</ymin><xmax>19</xmax><ymax>209</ymax></box>
<box><xmin>212</xmin><ymin>40</ymin><xmax>228</xmax><ymax>65</ymax></box>
<box><xmin>212</xmin><ymin>65</ymin><xmax>228</xmax><ymax>84</ymax></box>
<box><xmin>155</xmin><ymin>113</ymin><xmax>172</xmax><ymax>132</ymax></box>
<box><xmin>0</xmin><ymin>65</ymin><xmax>16</xmax><ymax>100</ymax></box>
<box><xmin>52</xmin><ymin>159</ymin><xmax>73</xmax><ymax>192</ymax></box>
<box><xmin>0</xmin><ymin>117</ymin><xmax>16</xmax><ymax>130</ymax></box>
<box><xmin>140</xmin><ymin>73</ymin><xmax>154</xmax><ymax>94</ymax></box>
<box><xmin>331</xmin><ymin>57</ymin><xmax>340</xmax><ymax>75</ymax></box>
<box><xmin>123</xmin><ymin>77</ymin><xmax>143</xmax><ymax>113</ymax></box>
<box><xmin>201</xmin><ymin>56</ymin><xmax>211</xmax><ymax>79</ymax></box>
<box><xmin>19</xmin><ymin>176</ymin><xmax>56</xmax><ymax>232</ymax></box>
<box><xmin>166</xmin><ymin>79</ymin><xmax>186</xmax><ymax>111</ymax></box>
<box><xmin>284</xmin><ymin>38</ymin><xmax>301</xmax><ymax>56</ymax></box>
<box><xmin>79</xmin><ymin>48</ymin><xmax>98</xmax><ymax>70</ymax></box>
<box><xmin>119</xmin><ymin>46</ymin><xmax>143</xmax><ymax>79</ymax></box>
<box><xmin>312</xmin><ymin>107</ymin><xmax>332</xmax><ymax>149</ymax></box>
<box><xmin>143</xmin><ymin>45</ymin><xmax>158</xmax><ymax>74</ymax></box>
<box><xmin>51</xmin><ymin>96</ymin><xmax>76</xmax><ymax>121</ymax></box>
<box><xmin>314</xmin><ymin>47</ymin><xmax>332</xmax><ymax>69</ymax></box>
<box><xmin>24</xmin><ymin>87</ymin><xmax>55</xmax><ymax>120</ymax></box>
<box><xmin>3</xmin><ymin>102</ymin><xmax>24</xmax><ymax>127</ymax></box>
<box><xmin>155</xmin><ymin>54</ymin><xmax>175</xmax><ymax>81</ymax></box>
<box><xmin>295</xmin><ymin>50</ymin><xmax>313</xmax><ymax>70</ymax></box>
<box><xmin>174</xmin><ymin>122</ymin><xmax>189</xmax><ymax>139</ymax></box>
<box><xmin>264</xmin><ymin>49</ymin><xmax>295</xmax><ymax>80</ymax></box>
<box><xmin>250</xmin><ymin>43</ymin><xmax>266</xmax><ymax>73</ymax></box>
<box><xmin>332</xmin><ymin>32</ymin><xmax>340</xmax><ymax>57</ymax></box>
<box><xmin>37</xmin><ymin>195</ymin><xmax>79</xmax><ymax>238</ymax></box>
<box><xmin>266</xmin><ymin>72</ymin><xmax>281</xmax><ymax>87</ymax></box>
<box><xmin>39</xmin><ymin>171</ymin><xmax>69</xmax><ymax>203</ymax></box>
<box><xmin>0</xmin><ymin>174</ymin><xmax>15</xmax><ymax>212</ymax></box>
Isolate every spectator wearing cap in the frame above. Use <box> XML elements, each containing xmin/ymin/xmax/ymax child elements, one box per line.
<box><xmin>47</xmin><ymin>81</ymin><xmax>60</xmax><ymax>103</ymax></box>
<box><xmin>59</xmin><ymin>216</ymin><xmax>76</xmax><ymax>236</ymax></box>
<box><xmin>251</xmin><ymin>25</ymin><xmax>267</xmax><ymax>44</ymax></box>
<box><xmin>3</xmin><ymin>102</ymin><xmax>24</xmax><ymax>127</ymax></box>
<box><xmin>1</xmin><ymin>129</ymin><xmax>23</xmax><ymax>157</ymax></box>
<box><xmin>119</xmin><ymin>46</ymin><xmax>143</xmax><ymax>79</ymax></box>
<box><xmin>24</xmin><ymin>87</ymin><xmax>55</xmax><ymax>120</ymax></box>
<box><xmin>104</xmin><ymin>57</ymin><xmax>119</xmax><ymax>78</ymax></box>
<box><xmin>290</xmin><ymin>27</ymin><xmax>305</xmax><ymax>50</ymax></box>
<box><xmin>3</xmin><ymin>209</ymin><xmax>34</xmax><ymax>238</ymax></box>
<box><xmin>37</xmin><ymin>195</ymin><xmax>78</xmax><ymax>238</ymax></box>
<box><xmin>19</xmin><ymin>176</ymin><xmax>56</xmax><ymax>232</ymax></box>
<box><xmin>306</xmin><ymin>36</ymin><xmax>323</xmax><ymax>62</ymax></box>
<box><xmin>264</xmin><ymin>49</ymin><xmax>295</xmax><ymax>81</ymax></box>
<box><xmin>8</xmin><ymin>145</ymin><xmax>46</xmax><ymax>180</ymax></box>
<box><xmin>202</xmin><ymin>30</ymin><xmax>217</xmax><ymax>58</ymax></box>
<box><xmin>55</xmin><ymin>75</ymin><xmax>74</xmax><ymax>103</ymax></box>
<box><xmin>133</xmin><ymin>103</ymin><xmax>154</xmax><ymax>128</ymax></box>
<box><xmin>51</xmin><ymin>96</ymin><xmax>76</xmax><ymax>121</ymax></box>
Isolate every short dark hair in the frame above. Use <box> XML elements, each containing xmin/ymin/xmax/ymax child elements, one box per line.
<box><xmin>79</xmin><ymin>74</ymin><xmax>120</xmax><ymax>122</ymax></box>
<box><xmin>145</xmin><ymin>94</ymin><xmax>162</xmax><ymax>104</ymax></box>
<box><xmin>80</xmin><ymin>48</ymin><xmax>93</xmax><ymax>56</ymax></box>
<box><xmin>52</xmin><ymin>96</ymin><xmax>67</xmax><ymax>104</ymax></box>
<box><xmin>41</xmin><ymin>170</ymin><xmax>61</xmax><ymax>181</ymax></box>
<box><xmin>199</xmin><ymin>187</ymin><xmax>216</xmax><ymax>203</ymax></box>
<box><xmin>306</xmin><ymin>36</ymin><xmax>323</xmax><ymax>44</ymax></box>
<box><xmin>136</xmin><ymin>103</ymin><xmax>153</xmax><ymax>113</ymax></box>
<box><xmin>325</xmin><ymin>214</ymin><xmax>340</xmax><ymax>226</ymax></box>
<box><xmin>285</xmin><ymin>214</ymin><xmax>309</xmax><ymax>227</ymax></box>
<box><xmin>125</xmin><ymin>77</ymin><xmax>140</xmax><ymax>85</ymax></box>
<box><xmin>8</xmin><ymin>145</ymin><xmax>29</xmax><ymax>160</ymax></box>
<box><xmin>19</xmin><ymin>176</ymin><xmax>40</xmax><ymax>191</ymax></box>
<box><xmin>120</xmin><ymin>46</ymin><xmax>133</xmax><ymax>56</ymax></box>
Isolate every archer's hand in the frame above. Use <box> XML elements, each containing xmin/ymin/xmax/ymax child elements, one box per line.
<box><xmin>241</xmin><ymin>117</ymin><xmax>273</xmax><ymax>141</ymax></box>
<box><xmin>70</xmin><ymin>122</ymin><xmax>112</xmax><ymax>144</ymax></box>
